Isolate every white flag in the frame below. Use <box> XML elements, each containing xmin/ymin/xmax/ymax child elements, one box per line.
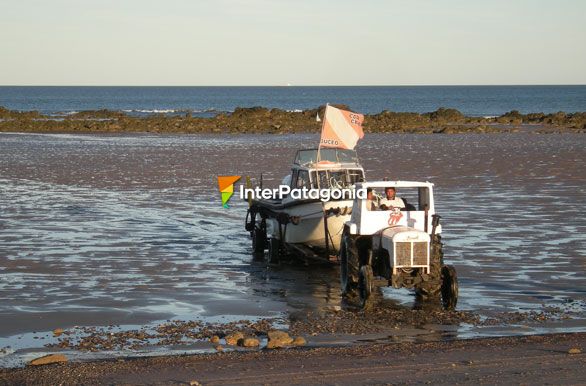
<box><xmin>319</xmin><ymin>105</ymin><xmax>364</xmax><ymax>150</ymax></box>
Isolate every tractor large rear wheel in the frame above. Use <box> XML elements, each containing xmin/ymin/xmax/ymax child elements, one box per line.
<box><xmin>441</xmin><ymin>265</ymin><xmax>458</xmax><ymax>310</ymax></box>
<box><xmin>358</xmin><ymin>265</ymin><xmax>374</xmax><ymax>308</ymax></box>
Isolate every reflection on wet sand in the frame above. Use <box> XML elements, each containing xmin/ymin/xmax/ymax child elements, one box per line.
<box><xmin>0</xmin><ymin>132</ymin><xmax>585</xmax><ymax>363</ymax></box>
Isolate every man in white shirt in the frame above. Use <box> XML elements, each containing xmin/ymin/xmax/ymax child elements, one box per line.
<box><xmin>379</xmin><ymin>187</ymin><xmax>405</xmax><ymax>210</ymax></box>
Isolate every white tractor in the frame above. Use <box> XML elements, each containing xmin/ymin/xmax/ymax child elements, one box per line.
<box><xmin>339</xmin><ymin>181</ymin><xmax>458</xmax><ymax>309</ymax></box>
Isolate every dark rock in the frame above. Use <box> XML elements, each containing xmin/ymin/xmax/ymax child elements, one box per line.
<box><xmin>0</xmin><ymin>105</ymin><xmax>584</xmax><ymax>135</ymax></box>
<box><xmin>425</xmin><ymin>108</ymin><xmax>464</xmax><ymax>122</ymax></box>
<box><xmin>497</xmin><ymin>110</ymin><xmax>523</xmax><ymax>124</ymax></box>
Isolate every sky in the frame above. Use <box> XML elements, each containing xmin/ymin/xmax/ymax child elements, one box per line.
<box><xmin>0</xmin><ymin>0</ymin><xmax>585</xmax><ymax>86</ymax></box>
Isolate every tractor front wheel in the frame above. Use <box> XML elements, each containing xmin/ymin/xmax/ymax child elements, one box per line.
<box><xmin>441</xmin><ymin>265</ymin><xmax>458</xmax><ymax>310</ymax></box>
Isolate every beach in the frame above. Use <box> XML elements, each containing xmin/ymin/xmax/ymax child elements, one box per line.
<box><xmin>2</xmin><ymin>333</ymin><xmax>585</xmax><ymax>384</ymax></box>
<box><xmin>0</xmin><ymin>131</ymin><xmax>585</xmax><ymax>371</ymax></box>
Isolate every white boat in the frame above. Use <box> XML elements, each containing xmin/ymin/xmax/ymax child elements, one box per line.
<box><xmin>245</xmin><ymin>147</ymin><xmax>365</xmax><ymax>263</ymax></box>
<box><xmin>245</xmin><ymin>104</ymin><xmax>366</xmax><ymax>264</ymax></box>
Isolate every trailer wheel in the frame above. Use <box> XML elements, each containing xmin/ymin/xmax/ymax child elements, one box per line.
<box><xmin>252</xmin><ymin>226</ymin><xmax>266</xmax><ymax>254</ymax></box>
<box><xmin>358</xmin><ymin>265</ymin><xmax>374</xmax><ymax>307</ymax></box>
<box><xmin>340</xmin><ymin>237</ymin><xmax>357</xmax><ymax>296</ymax></box>
<box><xmin>244</xmin><ymin>209</ymin><xmax>255</xmax><ymax>232</ymax></box>
<box><xmin>267</xmin><ymin>238</ymin><xmax>280</xmax><ymax>265</ymax></box>
<box><xmin>441</xmin><ymin>265</ymin><xmax>458</xmax><ymax>310</ymax></box>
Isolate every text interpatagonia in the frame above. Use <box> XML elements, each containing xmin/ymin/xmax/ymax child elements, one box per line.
<box><xmin>239</xmin><ymin>185</ymin><xmax>367</xmax><ymax>202</ymax></box>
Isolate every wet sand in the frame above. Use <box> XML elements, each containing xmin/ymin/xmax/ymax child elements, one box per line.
<box><xmin>1</xmin><ymin>333</ymin><xmax>585</xmax><ymax>385</ymax></box>
<box><xmin>0</xmin><ymin>132</ymin><xmax>585</xmax><ymax>367</ymax></box>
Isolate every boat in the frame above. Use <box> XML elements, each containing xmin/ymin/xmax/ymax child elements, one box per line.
<box><xmin>244</xmin><ymin>105</ymin><xmax>366</xmax><ymax>264</ymax></box>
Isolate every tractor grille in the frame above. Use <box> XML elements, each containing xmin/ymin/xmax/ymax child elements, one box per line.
<box><xmin>394</xmin><ymin>241</ymin><xmax>429</xmax><ymax>267</ymax></box>
<box><xmin>395</xmin><ymin>242</ymin><xmax>411</xmax><ymax>266</ymax></box>
<box><xmin>413</xmin><ymin>242</ymin><xmax>428</xmax><ymax>266</ymax></box>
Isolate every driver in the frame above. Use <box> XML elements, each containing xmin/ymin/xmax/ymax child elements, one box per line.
<box><xmin>379</xmin><ymin>187</ymin><xmax>405</xmax><ymax>210</ymax></box>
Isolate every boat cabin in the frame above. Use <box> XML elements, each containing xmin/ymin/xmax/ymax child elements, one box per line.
<box><xmin>287</xmin><ymin>148</ymin><xmax>365</xmax><ymax>193</ymax></box>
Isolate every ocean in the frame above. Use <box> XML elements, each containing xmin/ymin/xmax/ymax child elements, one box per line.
<box><xmin>0</xmin><ymin>85</ymin><xmax>585</xmax><ymax>117</ymax></box>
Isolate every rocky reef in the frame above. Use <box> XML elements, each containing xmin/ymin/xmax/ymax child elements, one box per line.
<box><xmin>0</xmin><ymin>105</ymin><xmax>584</xmax><ymax>134</ymax></box>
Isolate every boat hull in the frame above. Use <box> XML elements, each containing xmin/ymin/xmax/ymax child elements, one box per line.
<box><xmin>264</xmin><ymin>199</ymin><xmax>353</xmax><ymax>251</ymax></box>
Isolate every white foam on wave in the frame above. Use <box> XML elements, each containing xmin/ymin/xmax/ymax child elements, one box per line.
<box><xmin>120</xmin><ymin>109</ymin><xmax>176</xmax><ymax>114</ymax></box>
<box><xmin>131</xmin><ymin>109</ymin><xmax>177</xmax><ymax>114</ymax></box>
<box><xmin>0</xmin><ymin>132</ymin><xmax>112</xmax><ymax>141</ymax></box>
<box><xmin>47</xmin><ymin>111</ymin><xmax>79</xmax><ymax>116</ymax></box>
<box><xmin>120</xmin><ymin>108</ymin><xmax>222</xmax><ymax>114</ymax></box>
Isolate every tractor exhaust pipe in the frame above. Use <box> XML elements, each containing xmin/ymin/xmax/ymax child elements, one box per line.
<box><xmin>431</xmin><ymin>214</ymin><xmax>441</xmax><ymax>237</ymax></box>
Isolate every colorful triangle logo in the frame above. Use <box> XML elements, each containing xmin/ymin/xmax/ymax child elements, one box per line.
<box><xmin>217</xmin><ymin>176</ymin><xmax>241</xmax><ymax>208</ymax></box>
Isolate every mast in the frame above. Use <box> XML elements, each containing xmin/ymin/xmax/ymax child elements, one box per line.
<box><xmin>317</xmin><ymin>103</ymin><xmax>329</xmax><ymax>162</ymax></box>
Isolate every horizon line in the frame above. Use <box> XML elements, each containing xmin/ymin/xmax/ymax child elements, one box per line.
<box><xmin>1</xmin><ymin>84</ymin><xmax>585</xmax><ymax>87</ymax></box>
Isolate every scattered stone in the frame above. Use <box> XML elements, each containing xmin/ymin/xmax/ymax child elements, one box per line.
<box><xmin>215</xmin><ymin>345</ymin><xmax>223</xmax><ymax>352</ymax></box>
<box><xmin>292</xmin><ymin>336</ymin><xmax>306</xmax><ymax>346</ymax></box>
<box><xmin>267</xmin><ymin>330</ymin><xmax>294</xmax><ymax>349</ymax></box>
<box><xmin>225</xmin><ymin>332</ymin><xmax>244</xmax><ymax>346</ymax></box>
<box><xmin>238</xmin><ymin>337</ymin><xmax>260</xmax><ymax>348</ymax></box>
<box><xmin>189</xmin><ymin>381</ymin><xmax>201</xmax><ymax>386</ymax></box>
<box><xmin>568</xmin><ymin>347</ymin><xmax>581</xmax><ymax>354</ymax></box>
<box><xmin>266</xmin><ymin>340</ymin><xmax>278</xmax><ymax>349</ymax></box>
<box><xmin>268</xmin><ymin>330</ymin><xmax>293</xmax><ymax>342</ymax></box>
<box><xmin>210</xmin><ymin>335</ymin><xmax>220</xmax><ymax>344</ymax></box>
<box><xmin>52</xmin><ymin>328</ymin><xmax>64</xmax><ymax>337</ymax></box>
<box><xmin>28</xmin><ymin>354</ymin><xmax>68</xmax><ymax>366</ymax></box>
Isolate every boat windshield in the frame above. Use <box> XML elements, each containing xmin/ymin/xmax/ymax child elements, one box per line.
<box><xmin>294</xmin><ymin>148</ymin><xmax>359</xmax><ymax>165</ymax></box>
<box><xmin>311</xmin><ymin>169</ymin><xmax>364</xmax><ymax>189</ymax></box>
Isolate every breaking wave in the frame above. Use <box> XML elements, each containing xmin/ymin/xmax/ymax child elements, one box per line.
<box><xmin>121</xmin><ymin>108</ymin><xmax>222</xmax><ymax>114</ymax></box>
